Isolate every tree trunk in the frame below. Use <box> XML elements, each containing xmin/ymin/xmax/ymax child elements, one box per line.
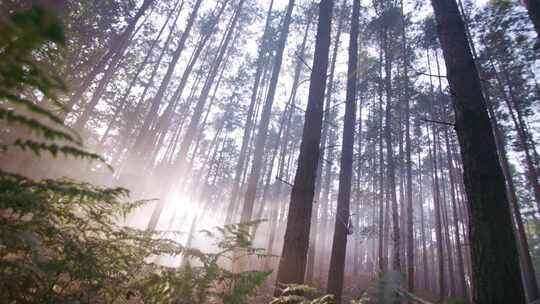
<box><xmin>132</xmin><ymin>0</ymin><xmax>204</xmax><ymax>158</ymax></box>
<box><xmin>382</xmin><ymin>18</ymin><xmax>400</xmax><ymax>275</ymax></box>
<box><xmin>146</xmin><ymin>1</ymin><xmax>243</xmax><ymax>231</ymax></box>
<box><xmin>327</xmin><ymin>1</ymin><xmax>359</xmax><ymax>302</ymax></box>
<box><xmin>239</xmin><ymin>0</ymin><xmax>296</xmax><ymax>224</ymax></box>
<box><xmin>429</xmin><ymin>0</ymin><xmax>526</xmax><ymax>303</ymax></box>
<box><xmin>400</xmin><ymin>0</ymin><xmax>414</xmax><ymax>293</ymax></box>
<box><xmin>275</xmin><ymin>0</ymin><xmax>334</xmax><ymax>290</ymax></box>
<box><xmin>426</xmin><ymin>51</ymin><xmax>446</xmax><ymax>301</ymax></box>
<box><xmin>445</xmin><ymin>128</ymin><xmax>469</xmax><ymax>301</ymax></box>
<box><xmin>224</xmin><ymin>1</ymin><xmax>275</xmax><ymax>225</ymax></box>
<box><xmin>98</xmin><ymin>0</ymin><xmax>183</xmax><ymax>145</ymax></box>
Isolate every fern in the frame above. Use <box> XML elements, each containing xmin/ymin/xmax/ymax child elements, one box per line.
<box><xmin>0</xmin><ymin>6</ymin><xmax>102</xmax><ymax>163</ymax></box>
<box><xmin>271</xmin><ymin>284</ymin><xmax>336</xmax><ymax>304</ymax></box>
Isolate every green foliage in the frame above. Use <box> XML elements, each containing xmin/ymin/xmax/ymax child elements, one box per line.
<box><xmin>0</xmin><ymin>6</ymin><xmax>106</xmax><ymax>164</ymax></box>
<box><xmin>271</xmin><ymin>284</ymin><xmax>336</xmax><ymax>304</ymax></box>
<box><xmin>0</xmin><ymin>173</ymin><xmax>269</xmax><ymax>303</ymax></box>
<box><xmin>133</xmin><ymin>222</ymin><xmax>271</xmax><ymax>304</ymax></box>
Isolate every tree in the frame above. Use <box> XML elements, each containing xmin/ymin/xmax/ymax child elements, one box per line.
<box><xmin>238</xmin><ymin>0</ymin><xmax>295</xmax><ymax>224</ymax></box>
<box><xmin>275</xmin><ymin>0</ymin><xmax>335</xmax><ymax>290</ymax></box>
<box><xmin>327</xmin><ymin>1</ymin><xmax>359</xmax><ymax>302</ymax></box>
<box><xmin>429</xmin><ymin>0</ymin><xmax>526</xmax><ymax>303</ymax></box>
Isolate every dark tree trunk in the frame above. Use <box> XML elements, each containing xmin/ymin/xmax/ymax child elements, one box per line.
<box><xmin>429</xmin><ymin>0</ymin><xmax>526</xmax><ymax>303</ymax></box>
<box><xmin>314</xmin><ymin>0</ymin><xmax>346</xmax><ymax>280</ymax></box>
<box><xmin>275</xmin><ymin>0</ymin><xmax>334</xmax><ymax>290</ymax></box>
<box><xmin>327</xmin><ymin>1</ymin><xmax>359</xmax><ymax>302</ymax></box>
<box><xmin>485</xmin><ymin>95</ymin><xmax>540</xmax><ymax>302</ymax></box>
<box><xmin>417</xmin><ymin>150</ymin><xmax>429</xmax><ymax>291</ymax></box>
<box><xmin>523</xmin><ymin>0</ymin><xmax>540</xmax><ymax>43</ymax></box>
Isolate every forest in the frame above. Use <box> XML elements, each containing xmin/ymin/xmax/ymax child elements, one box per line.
<box><xmin>1</xmin><ymin>0</ymin><xmax>539</xmax><ymax>303</ymax></box>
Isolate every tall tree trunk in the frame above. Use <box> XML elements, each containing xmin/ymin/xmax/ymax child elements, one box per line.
<box><xmin>224</xmin><ymin>0</ymin><xmax>276</xmax><ymax>224</ymax></box>
<box><xmin>239</xmin><ymin>0</ymin><xmax>296</xmax><ymax>223</ymax></box>
<box><xmin>398</xmin><ymin>0</ymin><xmax>414</xmax><ymax>293</ymax></box>
<box><xmin>429</xmin><ymin>0</ymin><xmax>526</xmax><ymax>303</ymax></box>
<box><xmin>382</xmin><ymin>24</ymin><xmax>400</xmax><ymax>273</ymax></box>
<box><xmin>172</xmin><ymin>0</ymin><xmax>243</xmax><ymax>172</ymax></box>
<box><xmin>377</xmin><ymin>42</ymin><xmax>386</xmax><ymax>275</ymax></box>
<box><xmin>275</xmin><ymin>0</ymin><xmax>334</xmax><ymax>290</ymax></box>
<box><xmin>146</xmin><ymin>1</ymin><xmax>244</xmax><ymax>231</ymax></box>
<box><xmin>315</xmin><ymin>0</ymin><xmax>346</xmax><ymax>280</ymax></box>
<box><xmin>151</xmin><ymin>0</ymin><xmax>231</xmax><ymax>152</ymax></box>
<box><xmin>132</xmin><ymin>0</ymin><xmax>204</xmax><ymax>158</ymax></box>
<box><xmin>426</xmin><ymin>51</ymin><xmax>446</xmax><ymax>301</ymax></box>
<box><xmin>98</xmin><ymin>0</ymin><xmax>184</xmax><ymax>145</ymax></box>
<box><xmin>327</xmin><ymin>1</ymin><xmax>359</xmax><ymax>302</ymax></box>
<box><xmin>418</xmin><ymin>150</ymin><xmax>429</xmax><ymax>291</ymax></box>
<box><xmin>434</xmin><ymin>50</ymin><xmax>457</xmax><ymax>299</ymax></box>
<box><xmin>113</xmin><ymin>4</ymin><xmax>187</xmax><ymax>168</ymax></box>
<box><xmin>445</xmin><ymin>128</ymin><xmax>469</xmax><ymax>301</ymax></box>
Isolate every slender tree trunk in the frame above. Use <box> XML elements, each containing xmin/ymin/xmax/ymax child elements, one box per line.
<box><xmin>113</xmin><ymin>5</ymin><xmax>187</xmax><ymax>168</ymax></box>
<box><xmin>151</xmin><ymin>0</ymin><xmax>230</xmax><ymax>149</ymax></box>
<box><xmin>429</xmin><ymin>0</ymin><xmax>526</xmax><ymax>302</ymax></box>
<box><xmin>315</xmin><ymin>0</ymin><xmax>346</xmax><ymax>280</ymax></box>
<box><xmin>146</xmin><ymin>1</ymin><xmax>244</xmax><ymax>231</ymax></box>
<box><xmin>98</xmin><ymin>0</ymin><xmax>182</xmax><ymax>145</ymax></box>
<box><xmin>377</xmin><ymin>42</ymin><xmax>386</xmax><ymax>275</ymax></box>
<box><xmin>382</xmin><ymin>25</ymin><xmax>400</xmax><ymax>273</ymax></box>
<box><xmin>132</xmin><ymin>0</ymin><xmax>204</xmax><ymax>158</ymax></box>
<box><xmin>327</xmin><ymin>1</ymin><xmax>359</xmax><ymax>302</ymax></box>
<box><xmin>418</xmin><ymin>150</ymin><xmax>429</xmax><ymax>291</ymax></box>
<box><xmin>224</xmin><ymin>0</ymin><xmax>276</xmax><ymax>224</ymax></box>
<box><xmin>172</xmin><ymin>0</ymin><xmax>243</xmax><ymax>172</ymax></box>
<box><xmin>275</xmin><ymin>0</ymin><xmax>334</xmax><ymax>290</ymax></box>
<box><xmin>399</xmin><ymin>0</ymin><xmax>414</xmax><ymax>293</ymax></box>
<box><xmin>239</xmin><ymin>0</ymin><xmax>296</xmax><ymax>223</ymax></box>
<box><xmin>426</xmin><ymin>51</ymin><xmax>446</xmax><ymax>301</ymax></box>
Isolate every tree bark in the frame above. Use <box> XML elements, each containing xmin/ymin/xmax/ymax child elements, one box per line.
<box><xmin>429</xmin><ymin>0</ymin><xmax>526</xmax><ymax>302</ymax></box>
<box><xmin>327</xmin><ymin>1</ymin><xmax>359</xmax><ymax>302</ymax></box>
<box><xmin>275</xmin><ymin>0</ymin><xmax>334</xmax><ymax>290</ymax></box>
